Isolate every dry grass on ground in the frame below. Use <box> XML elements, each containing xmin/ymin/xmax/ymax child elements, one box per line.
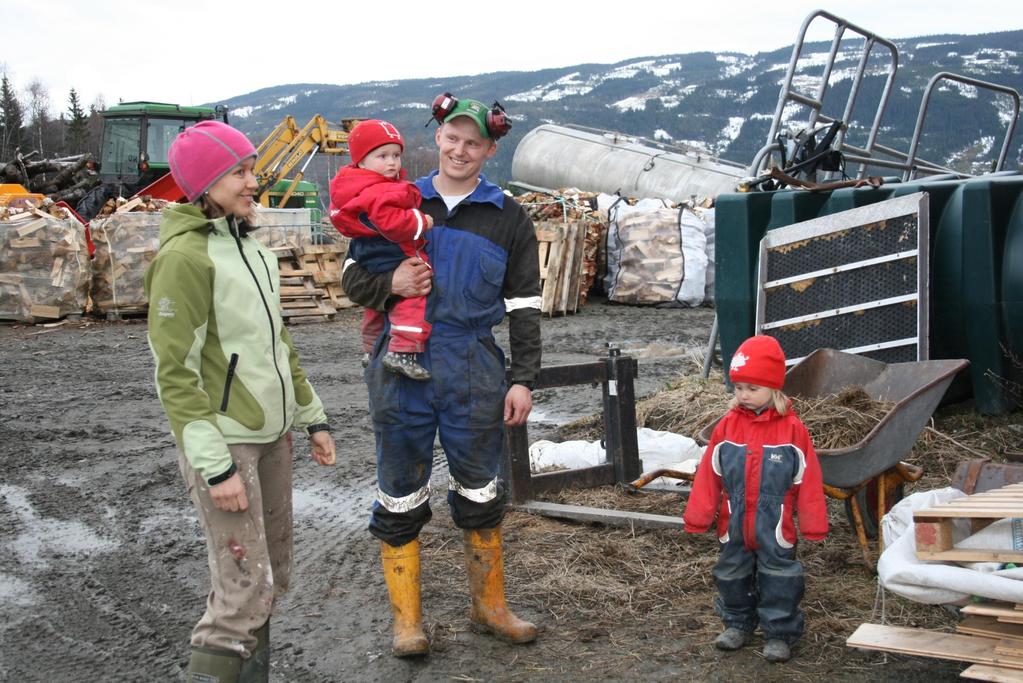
<box><xmin>415</xmin><ymin>362</ymin><xmax>1022</xmax><ymax>679</ymax></box>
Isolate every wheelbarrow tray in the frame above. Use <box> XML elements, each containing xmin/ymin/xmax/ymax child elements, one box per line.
<box><xmin>698</xmin><ymin>349</ymin><xmax>968</xmax><ymax>489</ymax></box>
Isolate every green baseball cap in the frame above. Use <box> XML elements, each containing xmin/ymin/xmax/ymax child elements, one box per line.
<box><xmin>443</xmin><ymin>98</ymin><xmax>492</xmax><ymax>138</ymax></box>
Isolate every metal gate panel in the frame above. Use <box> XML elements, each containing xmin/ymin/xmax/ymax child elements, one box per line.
<box><xmin>756</xmin><ymin>193</ymin><xmax>929</xmax><ymax>365</ymax></box>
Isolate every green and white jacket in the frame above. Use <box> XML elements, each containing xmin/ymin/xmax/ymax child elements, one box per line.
<box><xmin>144</xmin><ymin>204</ymin><xmax>328</xmax><ymax>482</ymax></box>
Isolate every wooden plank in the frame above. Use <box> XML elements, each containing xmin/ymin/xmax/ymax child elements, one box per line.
<box><xmin>298</xmin><ymin>244</ymin><xmax>345</xmax><ymax>255</ymax></box>
<box><xmin>568</xmin><ymin>219</ymin><xmax>587</xmax><ymax>313</ymax></box>
<box><xmin>115</xmin><ymin>197</ymin><xmax>145</xmax><ymax>213</ymax></box>
<box><xmin>959</xmin><ymin>616</ymin><xmax>1023</xmax><ymax>641</ymax></box>
<box><xmin>29</xmin><ymin>304</ymin><xmax>61</xmax><ymax>319</ymax></box>
<box><xmin>964</xmin><ymin>604</ymin><xmax>1023</xmax><ymax>620</ymax></box>
<box><xmin>917</xmin><ymin>548</ymin><xmax>1023</xmax><ymax>563</ymax></box>
<box><xmin>10</xmin><ymin>237</ymin><xmax>43</xmax><ymax>249</ymax></box>
<box><xmin>516</xmin><ymin>500</ymin><xmax>684</xmax><ymax>531</ymax></box>
<box><xmin>846</xmin><ymin>623</ymin><xmax>1023</xmax><ymax>669</ymax></box>
<box><xmin>15</xmin><ymin>218</ymin><xmax>47</xmax><ymax>237</ymax></box>
<box><xmin>556</xmin><ymin>222</ymin><xmax>578</xmax><ymax>315</ymax></box>
<box><xmin>539</xmin><ymin>229</ymin><xmax>564</xmax><ymax>316</ymax></box>
<box><xmin>997</xmin><ymin>640</ymin><xmax>1023</xmax><ymax>658</ymax></box>
<box><xmin>963</xmin><ymin>663</ymin><xmax>1023</xmax><ymax>681</ymax></box>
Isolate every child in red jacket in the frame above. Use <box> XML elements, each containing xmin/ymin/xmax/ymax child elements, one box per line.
<box><xmin>683</xmin><ymin>335</ymin><xmax>828</xmax><ymax>663</ymax></box>
<box><xmin>329</xmin><ymin>120</ymin><xmax>433</xmax><ymax>380</ymax></box>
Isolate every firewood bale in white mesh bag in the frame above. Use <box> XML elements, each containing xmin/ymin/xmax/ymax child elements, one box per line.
<box><xmin>0</xmin><ymin>208</ymin><xmax>90</xmax><ymax>322</ymax></box>
<box><xmin>89</xmin><ymin>211</ymin><xmax>162</xmax><ymax>317</ymax></box>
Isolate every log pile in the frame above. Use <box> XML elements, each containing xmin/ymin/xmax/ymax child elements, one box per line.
<box><xmin>1</xmin><ymin>151</ymin><xmax>101</xmax><ymax>205</ymax></box>
<box><xmin>89</xmin><ymin>205</ymin><xmax>165</xmax><ymax>318</ymax></box>
<box><xmin>0</xmin><ymin>202</ymin><xmax>90</xmax><ymax>322</ymax></box>
<box><xmin>515</xmin><ymin>189</ymin><xmax>606</xmax><ymax>312</ymax></box>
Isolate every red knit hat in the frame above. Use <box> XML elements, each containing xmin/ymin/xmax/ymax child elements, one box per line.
<box><xmin>348</xmin><ymin>119</ymin><xmax>404</xmax><ymax>166</ymax></box>
<box><xmin>168</xmin><ymin>121</ymin><xmax>257</xmax><ymax>203</ymax></box>
<box><xmin>729</xmin><ymin>335</ymin><xmax>787</xmax><ymax>390</ymax></box>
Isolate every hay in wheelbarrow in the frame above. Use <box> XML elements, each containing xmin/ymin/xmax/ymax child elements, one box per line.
<box><xmin>556</xmin><ymin>363</ymin><xmax>895</xmax><ymax>452</ymax></box>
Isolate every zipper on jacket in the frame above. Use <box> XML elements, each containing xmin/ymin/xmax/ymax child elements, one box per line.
<box><xmin>220</xmin><ymin>353</ymin><xmax>239</xmax><ymax>412</ymax></box>
<box><xmin>229</xmin><ymin>217</ymin><xmax>288</xmax><ymax>436</ymax></box>
<box><xmin>257</xmin><ymin>251</ymin><xmax>274</xmax><ymax>292</ymax></box>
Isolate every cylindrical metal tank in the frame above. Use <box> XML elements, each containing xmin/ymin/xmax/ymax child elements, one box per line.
<box><xmin>511</xmin><ymin>124</ymin><xmax>746</xmax><ymax>201</ymax></box>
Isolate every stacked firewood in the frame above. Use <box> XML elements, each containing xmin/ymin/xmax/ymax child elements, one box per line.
<box><xmin>253</xmin><ymin>207</ymin><xmax>335</xmax><ymax>249</ymax></box>
<box><xmin>514</xmin><ymin>189</ymin><xmax>606</xmax><ymax>307</ymax></box>
<box><xmin>1</xmin><ymin>151</ymin><xmax>101</xmax><ymax>205</ymax></box>
<box><xmin>0</xmin><ymin>201</ymin><xmax>90</xmax><ymax>321</ymax></box>
<box><xmin>93</xmin><ymin>195</ymin><xmax>166</xmax><ymax>218</ymax></box>
<box><xmin>89</xmin><ymin>203</ymin><xmax>165</xmax><ymax>318</ymax></box>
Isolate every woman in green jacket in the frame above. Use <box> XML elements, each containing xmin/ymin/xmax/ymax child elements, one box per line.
<box><xmin>144</xmin><ymin>120</ymin><xmax>336</xmax><ymax>682</ymax></box>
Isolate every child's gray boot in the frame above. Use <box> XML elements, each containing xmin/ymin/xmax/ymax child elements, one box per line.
<box><xmin>714</xmin><ymin>627</ymin><xmax>750</xmax><ymax>651</ymax></box>
<box><xmin>763</xmin><ymin>638</ymin><xmax>791</xmax><ymax>662</ymax></box>
<box><xmin>382</xmin><ymin>352</ymin><xmax>431</xmax><ymax>381</ymax></box>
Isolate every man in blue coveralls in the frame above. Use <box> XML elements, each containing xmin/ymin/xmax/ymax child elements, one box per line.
<box><xmin>340</xmin><ymin>94</ymin><xmax>542</xmax><ymax>657</ymax></box>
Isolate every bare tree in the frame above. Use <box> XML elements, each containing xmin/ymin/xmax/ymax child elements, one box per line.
<box><xmin>87</xmin><ymin>95</ymin><xmax>106</xmax><ymax>159</ymax></box>
<box><xmin>24</xmin><ymin>79</ymin><xmax>50</xmax><ymax>156</ymax></box>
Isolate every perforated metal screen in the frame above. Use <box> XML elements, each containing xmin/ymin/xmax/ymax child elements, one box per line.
<box><xmin>755</xmin><ymin>193</ymin><xmax>930</xmax><ymax>365</ymax></box>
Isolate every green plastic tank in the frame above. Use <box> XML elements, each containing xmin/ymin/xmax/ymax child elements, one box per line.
<box><xmin>715</xmin><ymin>174</ymin><xmax>1023</xmax><ymax>415</ymax></box>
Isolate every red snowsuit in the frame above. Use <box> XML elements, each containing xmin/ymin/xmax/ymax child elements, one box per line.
<box><xmin>329</xmin><ymin>166</ymin><xmax>431</xmax><ymax>353</ymax></box>
<box><xmin>684</xmin><ymin>403</ymin><xmax>828</xmax><ymax>543</ymax></box>
<box><xmin>683</xmin><ymin>402</ymin><xmax>827</xmax><ymax>644</ymax></box>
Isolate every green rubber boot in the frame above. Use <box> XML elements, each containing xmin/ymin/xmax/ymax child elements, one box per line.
<box><xmin>186</xmin><ymin>646</ymin><xmax>241</xmax><ymax>683</ymax></box>
<box><xmin>240</xmin><ymin>620</ymin><xmax>270</xmax><ymax>682</ymax></box>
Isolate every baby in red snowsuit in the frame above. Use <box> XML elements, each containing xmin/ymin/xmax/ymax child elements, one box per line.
<box><xmin>683</xmin><ymin>335</ymin><xmax>828</xmax><ymax>664</ymax></box>
<box><xmin>329</xmin><ymin>120</ymin><xmax>433</xmax><ymax>380</ymax></box>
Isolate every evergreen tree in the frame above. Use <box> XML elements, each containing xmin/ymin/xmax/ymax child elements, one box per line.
<box><xmin>65</xmin><ymin>88</ymin><xmax>89</xmax><ymax>153</ymax></box>
<box><xmin>1</xmin><ymin>74</ymin><xmax>24</xmax><ymax>160</ymax></box>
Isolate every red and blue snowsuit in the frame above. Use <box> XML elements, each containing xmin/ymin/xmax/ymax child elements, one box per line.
<box><xmin>329</xmin><ymin>166</ymin><xmax>431</xmax><ymax>353</ymax></box>
<box><xmin>683</xmin><ymin>403</ymin><xmax>828</xmax><ymax>644</ymax></box>
<box><xmin>341</xmin><ymin>172</ymin><xmax>541</xmax><ymax>546</ymax></box>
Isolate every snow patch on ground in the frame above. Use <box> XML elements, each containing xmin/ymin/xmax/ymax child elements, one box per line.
<box><xmin>612</xmin><ymin>96</ymin><xmax>647</xmax><ymax>112</ymax></box>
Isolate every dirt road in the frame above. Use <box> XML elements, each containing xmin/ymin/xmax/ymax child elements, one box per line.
<box><xmin>0</xmin><ymin>301</ymin><xmax>958</xmax><ymax>681</ymax></box>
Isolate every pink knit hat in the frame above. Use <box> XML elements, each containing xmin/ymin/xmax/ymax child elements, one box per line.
<box><xmin>168</xmin><ymin>121</ymin><xmax>257</xmax><ymax>202</ymax></box>
<box><xmin>348</xmin><ymin>119</ymin><xmax>404</xmax><ymax>166</ymax></box>
<box><xmin>729</xmin><ymin>335</ymin><xmax>787</xmax><ymax>390</ymax></box>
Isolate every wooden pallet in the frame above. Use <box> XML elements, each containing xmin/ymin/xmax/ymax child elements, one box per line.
<box><xmin>847</xmin><ymin>622</ymin><xmax>1023</xmax><ymax>679</ymax></box>
<box><xmin>287</xmin><ymin>243</ymin><xmax>354</xmax><ymax>311</ymax></box>
<box><xmin>273</xmin><ymin>247</ymin><xmax>337</xmax><ymax>323</ymax></box>
<box><xmin>536</xmin><ymin>220</ymin><xmax>585</xmax><ymax>317</ymax></box>
<box><xmin>914</xmin><ymin>483</ymin><xmax>1023</xmax><ymax>562</ymax></box>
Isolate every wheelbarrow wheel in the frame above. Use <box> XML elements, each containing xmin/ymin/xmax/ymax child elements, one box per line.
<box><xmin>844</xmin><ymin>480</ymin><xmax>904</xmax><ymax>540</ymax></box>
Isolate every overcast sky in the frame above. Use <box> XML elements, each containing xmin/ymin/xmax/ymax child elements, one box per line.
<box><xmin>2</xmin><ymin>0</ymin><xmax>1019</xmax><ymax>114</ymax></box>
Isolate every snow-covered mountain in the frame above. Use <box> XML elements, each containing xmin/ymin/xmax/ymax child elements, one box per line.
<box><xmin>215</xmin><ymin>29</ymin><xmax>1022</xmax><ymax>188</ymax></box>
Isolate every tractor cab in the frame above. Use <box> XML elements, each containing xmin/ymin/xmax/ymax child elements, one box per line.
<box><xmin>78</xmin><ymin>101</ymin><xmax>226</xmax><ymax>218</ymax></box>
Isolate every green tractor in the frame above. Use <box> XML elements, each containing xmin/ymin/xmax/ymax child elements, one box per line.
<box><xmin>76</xmin><ymin>101</ymin><xmax>226</xmax><ymax>219</ymax></box>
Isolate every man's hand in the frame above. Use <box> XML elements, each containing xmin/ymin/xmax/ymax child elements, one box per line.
<box><xmin>391</xmin><ymin>257</ymin><xmax>432</xmax><ymax>298</ymax></box>
<box><xmin>504</xmin><ymin>384</ymin><xmax>533</xmax><ymax>426</ymax></box>
<box><xmin>424</xmin><ymin>214</ymin><xmax>435</xmax><ymax>231</ymax></box>
<box><xmin>210</xmin><ymin>472</ymin><xmax>249</xmax><ymax>512</ymax></box>
<box><xmin>310</xmin><ymin>430</ymin><xmax>336</xmax><ymax>465</ymax></box>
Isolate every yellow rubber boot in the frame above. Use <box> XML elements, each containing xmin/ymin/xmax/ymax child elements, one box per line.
<box><xmin>463</xmin><ymin>527</ymin><xmax>537</xmax><ymax>644</ymax></box>
<box><xmin>380</xmin><ymin>539</ymin><xmax>429</xmax><ymax>657</ymax></box>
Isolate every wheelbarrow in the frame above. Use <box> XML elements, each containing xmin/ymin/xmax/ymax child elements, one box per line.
<box><xmin>690</xmin><ymin>348</ymin><xmax>969</xmax><ymax>569</ymax></box>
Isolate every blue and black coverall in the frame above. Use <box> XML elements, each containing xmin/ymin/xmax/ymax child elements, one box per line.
<box><xmin>341</xmin><ymin>171</ymin><xmax>541</xmax><ymax>546</ymax></box>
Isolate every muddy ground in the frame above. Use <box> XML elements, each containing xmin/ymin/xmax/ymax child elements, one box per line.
<box><xmin>0</xmin><ymin>299</ymin><xmax>966</xmax><ymax>682</ymax></box>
